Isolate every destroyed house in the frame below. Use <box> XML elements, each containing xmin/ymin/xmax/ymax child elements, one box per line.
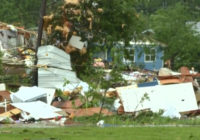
<box><xmin>95</xmin><ymin>41</ymin><xmax>164</xmax><ymax>71</ymax></box>
<box><xmin>0</xmin><ymin>22</ymin><xmax>36</xmax><ymax>50</ymax></box>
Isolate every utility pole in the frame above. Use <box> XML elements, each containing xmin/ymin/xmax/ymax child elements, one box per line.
<box><xmin>34</xmin><ymin>0</ymin><xmax>47</xmax><ymax>86</ymax></box>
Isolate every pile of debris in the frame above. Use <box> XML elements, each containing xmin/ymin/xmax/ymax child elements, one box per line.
<box><xmin>0</xmin><ymin>22</ymin><xmax>37</xmax><ymax>87</ymax></box>
<box><xmin>0</xmin><ymin>84</ymin><xmax>112</xmax><ymax>125</ymax></box>
<box><xmin>108</xmin><ymin>66</ymin><xmax>200</xmax><ymax>119</ymax></box>
<box><xmin>1</xmin><ymin>65</ymin><xmax>200</xmax><ymax>125</ymax></box>
<box><xmin>0</xmin><ymin>29</ymin><xmax>113</xmax><ymax>125</ymax></box>
<box><xmin>1</xmin><ymin>20</ymin><xmax>200</xmax><ymax>124</ymax></box>
<box><xmin>0</xmin><ymin>22</ymin><xmax>36</xmax><ymax>67</ymax></box>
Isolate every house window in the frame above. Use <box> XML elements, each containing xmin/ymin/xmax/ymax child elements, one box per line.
<box><xmin>145</xmin><ymin>48</ymin><xmax>156</xmax><ymax>62</ymax></box>
<box><xmin>124</xmin><ymin>48</ymin><xmax>135</xmax><ymax>63</ymax></box>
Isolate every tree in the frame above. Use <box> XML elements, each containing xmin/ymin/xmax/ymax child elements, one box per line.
<box><xmin>44</xmin><ymin>0</ymin><xmax>145</xmax><ymax>73</ymax></box>
<box><xmin>150</xmin><ymin>3</ymin><xmax>200</xmax><ymax>70</ymax></box>
<box><xmin>0</xmin><ymin>0</ymin><xmax>41</xmax><ymax>28</ymax></box>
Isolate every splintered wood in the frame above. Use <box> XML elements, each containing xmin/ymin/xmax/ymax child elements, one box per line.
<box><xmin>0</xmin><ymin>108</ymin><xmax>21</xmax><ymax>117</ymax></box>
<box><xmin>65</xmin><ymin>0</ymin><xmax>80</xmax><ymax>5</ymax></box>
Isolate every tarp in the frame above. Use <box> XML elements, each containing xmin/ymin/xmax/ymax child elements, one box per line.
<box><xmin>117</xmin><ymin>83</ymin><xmax>198</xmax><ymax>113</ymax></box>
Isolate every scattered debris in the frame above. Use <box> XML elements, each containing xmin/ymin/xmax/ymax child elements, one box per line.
<box><xmin>59</xmin><ymin>81</ymin><xmax>89</xmax><ymax>96</ymax></box>
<box><xmin>11</xmin><ymin>101</ymin><xmax>62</xmax><ymax>120</ymax></box>
<box><xmin>63</xmin><ymin>107</ymin><xmax>113</xmax><ymax>117</ymax></box>
<box><xmin>10</xmin><ymin>86</ymin><xmax>55</xmax><ymax>105</ymax></box>
<box><xmin>0</xmin><ymin>22</ymin><xmax>36</xmax><ymax>67</ymax></box>
<box><xmin>0</xmin><ymin>91</ymin><xmax>11</xmax><ymax>101</ymax></box>
<box><xmin>68</xmin><ymin>35</ymin><xmax>85</xmax><ymax>50</ymax></box>
<box><xmin>180</xmin><ymin>109</ymin><xmax>200</xmax><ymax>117</ymax></box>
<box><xmin>0</xmin><ymin>108</ymin><xmax>21</xmax><ymax>117</ymax></box>
<box><xmin>1</xmin><ymin>23</ymin><xmax>200</xmax><ymax>127</ymax></box>
<box><xmin>0</xmin><ymin>83</ymin><xmax>6</xmax><ymax>91</ymax></box>
<box><xmin>97</xmin><ymin>120</ymin><xmax>104</xmax><ymax>127</ymax></box>
<box><xmin>106</xmin><ymin>88</ymin><xmax>117</xmax><ymax>98</ymax></box>
<box><xmin>158</xmin><ymin>68</ymin><xmax>180</xmax><ymax>76</ymax></box>
<box><xmin>52</xmin><ymin>99</ymin><xmax>83</xmax><ymax>109</ymax></box>
<box><xmin>116</xmin><ymin>83</ymin><xmax>198</xmax><ymax>113</ymax></box>
<box><xmin>93</xmin><ymin>58</ymin><xmax>105</xmax><ymax>68</ymax></box>
<box><xmin>138</xmin><ymin>80</ymin><xmax>158</xmax><ymax>87</ymax></box>
<box><xmin>0</xmin><ymin>116</ymin><xmax>14</xmax><ymax>124</ymax></box>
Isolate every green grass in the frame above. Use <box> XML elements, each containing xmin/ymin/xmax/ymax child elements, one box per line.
<box><xmin>0</xmin><ymin>126</ymin><xmax>200</xmax><ymax>140</ymax></box>
<box><xmin>74</xmin><ymin>113</ymin><xmax>200</xmax><ymax>126</ymax></box>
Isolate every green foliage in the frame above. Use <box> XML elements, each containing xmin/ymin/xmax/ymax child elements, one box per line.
<box><xmin>0</xmin><ymin>0</ymin><xmax>41</xmax><ymax>28</ymax></box>
<box><xmin>74</xmin><ymin>111</ymin><xmax>200</xmax><ymax>126</ymax></box>
<box><xmin>47</xmin><ymin>0</ymin><xmax>143</xmax><ymax>44</ymax></box>
<box><xmin>88</xmin><ymin>0</ymin><xmax>143</xmax><ymax>44</ymax></box>
<box><xmin>3</xmin><ymin>126</ymin><xmax>200</xmax><ymax>140</ymax></box>
<box><xmin>45</xmin><ymin>0</ymin><xmax>145</xmax><ymax>76</ymax></box>
<box><xmin>55</xmin><ymin>88</ymin><xmax>69</xmax><ymax>100</ymax></box>
<box><xmin>63</xmin><ymin>79</ymin><xmax>70</xmax><ymax>87</ymax></box>
<box><xmin>108</xmin><ymin>69</ymin><xmax>127</xmax><ymax>88</ymax></box>
<box><xmin>150</xmin><ymin>3</ymin><xmax>200</xmax><ymax>70</ymax></box>
<box><xmin>82</xmin><ymin>89</ymin><xmax>102</xmax><ymax>108</ymax></box>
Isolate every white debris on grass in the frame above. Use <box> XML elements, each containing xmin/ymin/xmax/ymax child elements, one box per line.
<box><xmin>97</xmin><ymin>120</ymin><xmax>105</xmax><ymax>127</ymax></box>
<box><xmin>117</xmin><ymin>83</ymin><xmax>198</xmax><ymax>114</ymax></box>
<box><xmin>162</xmin><ymin>106</ymin><xmax>181</xmax><ymax>119</ymax></box>
<box><xmin>11</xmin><ymin>101</ymin><xmax>62</xmax><ymax>120</ymax></box>
<box><xmin>10</xmin><ymin>86</ymin><xmax>55</xmax><ymax>105</ymax></box>
<box><xmin>113</xmin><ymin>98</ymin><xmax>121</xmax><ymax>111</ymax></box>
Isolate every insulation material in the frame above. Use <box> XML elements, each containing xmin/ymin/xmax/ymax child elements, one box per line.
<box><xmin>10</xmin><ymin>86</ymin><xmax>55</xmax><ymax>105</ymax></box>
<box><xmin>117</xmin><ymin>83</ymin><xmax>198</xmax><ymax>113</ymax></box>
<box><xmin>11</xmin><ymin>101</ymin><xmax>62</xmax><ymax>120</ymax></box>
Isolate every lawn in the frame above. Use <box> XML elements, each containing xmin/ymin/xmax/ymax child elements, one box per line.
<box><xmin>0</xmin><ymin>126</ymin><xmax>200</xmax><ymax>140</ymax></box>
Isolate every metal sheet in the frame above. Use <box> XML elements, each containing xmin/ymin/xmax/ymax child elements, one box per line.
<box><xmin>37</xmin><ymin>45</ymin><xmax>80</xmax><ymax>89</ymax></box>
<box><xmin>38</xmin><ymin>68</ymin><xmax>80</xmax><ymax>88</ymax></box>
<box><xmin>37</xmin><ymin>59</ymin><xmax>72</xmax><ymax>70</ymax></box>
<box><xmin>11</xmin><ymin>101</ymin><xmax>62</xmax><ymax>119</ymax></box>
<box><xmin>10</xmin><ymin>86</ymin><xmax>55</xmax><ymax>105</ymax></box>
<box><xmin>38</xmin><ymin>45</ymin><xmax>70</xmax><ymax>60</ymax></box>
<box><xmin>37</xmin><ymin>45</ymin><xmax>72</xmax><ymax>70</ymax></box>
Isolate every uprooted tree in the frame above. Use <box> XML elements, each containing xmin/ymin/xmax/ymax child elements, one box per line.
<box><xmin>43</xmin><ymin>0</ymin><xmax>144</xmax><ymax>75</ymax></box>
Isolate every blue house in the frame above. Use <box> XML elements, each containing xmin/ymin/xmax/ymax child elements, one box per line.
<box><xmin>94</xmin><ymin>41</ymin><xmax>164</xmax><ymax>71</ymax></box>
<box><xmin>122</xmin><ymin>41</ymin><xmax>164</xmax><ymax>71</ymax></box>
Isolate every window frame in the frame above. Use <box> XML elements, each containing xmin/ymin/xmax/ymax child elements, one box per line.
<box><xmin>123</xmin><ymin>47</ymin><xmax>135</xmax><ymax>63</ymax></box>
<box><xmin>144</xmin><ymin>48</ymin><xmax>156</xmax><ymax>62</ymax></box>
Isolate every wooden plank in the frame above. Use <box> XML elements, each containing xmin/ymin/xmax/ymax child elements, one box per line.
<box><xmin>0</xmin><ymin>108</ymin><xmax>21</xmax><ymax>117</ymax></box>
